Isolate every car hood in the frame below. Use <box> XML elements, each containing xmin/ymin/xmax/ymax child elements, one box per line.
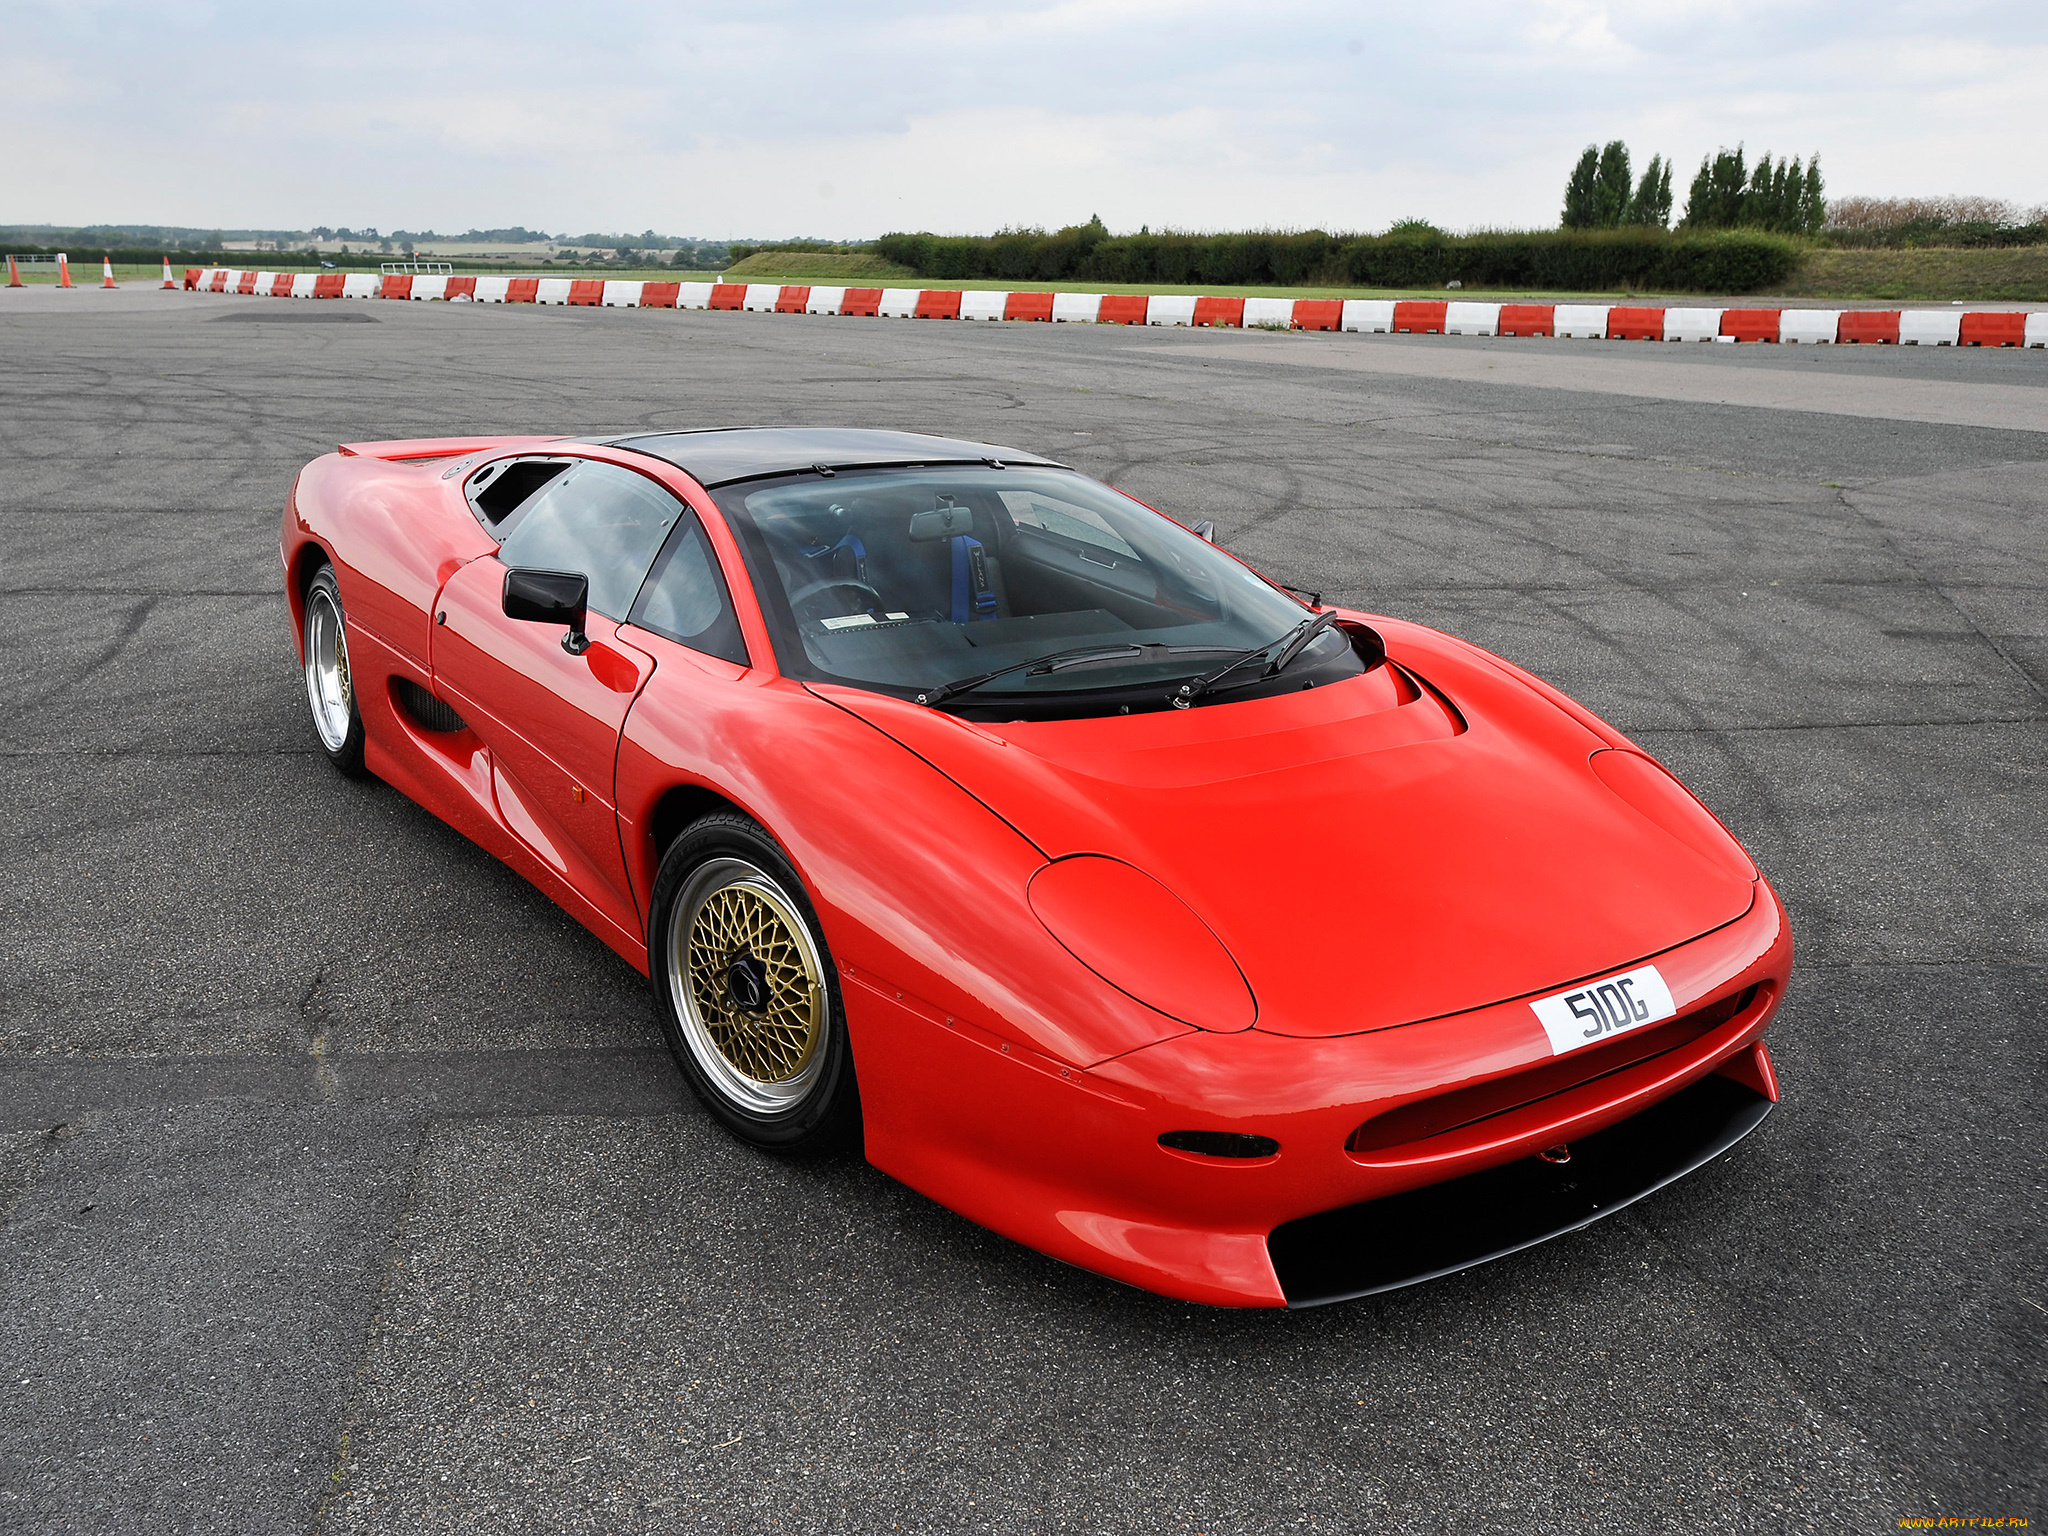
<box><xmin>809</xmin><ymin>618</ymin><xmax>1756</xmax><ymax>1038</ymax></box>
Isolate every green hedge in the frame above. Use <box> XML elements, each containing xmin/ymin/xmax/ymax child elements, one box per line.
<box><xmin>871</xmin><ymin>227</ymin><xmax>1802</xmax><ymax>293</ymax></box>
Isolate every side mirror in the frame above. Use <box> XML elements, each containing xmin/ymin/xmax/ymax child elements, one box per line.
<box><xmin>1188</xmin><ymin>519</ymin><xmax>1216</xmax><ymax>543</ymax></box>
<box><xmin>503</xmin><ymin>567</ymin><xmax>590</xmax><ymax>654</ymax></box>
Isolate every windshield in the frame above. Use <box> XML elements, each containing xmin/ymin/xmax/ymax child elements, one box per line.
<box><xmin>713</xmin><ymin>466</ymin><xmax>1361</xmax><ymax>717</ymax></box>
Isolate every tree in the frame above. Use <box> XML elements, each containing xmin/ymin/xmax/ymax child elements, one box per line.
<box><xmin>1684</xmin><ymin>146</ymin><xmax>1748</xmax><ymax>229</ymax></box>
<box><xmin>1562</xmin><ymin>145</ymin><xmax>1601</xmax><ymax>229</ymax></box>
<box><xmin>1623</xmin><ymin>155</ymin><xmax>1674</xmax><ymax>228</ymax></box>
<box><xmin>1800</xmin><ymin>156</ymin><xmax>1825</xmax><ymax>234</ymax></box>
<box><xmin>1594</xmin><ymin>141</ymin><xmax>1633</xmax><ymax>227</ymax></box>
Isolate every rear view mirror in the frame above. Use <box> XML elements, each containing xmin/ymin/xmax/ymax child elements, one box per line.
<box><xmin>908</xmin><ymin>504</ymin><xmax>974</xmax><ymax>542</ymax></box>
<box><xmin>503</xmin><ymin>567</ymin><xmax>590</xmax><ymax>654</ymax></box>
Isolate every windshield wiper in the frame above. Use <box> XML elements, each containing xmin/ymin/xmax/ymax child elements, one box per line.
<box><xmin>916</xmin><ymin>642</ymin><xmax>1238</xmax><ymax>708</ymax></box>
<box><xmin>1171</xmin><ymin>608</ymin><xmax>1342</xmax><ymax>709</ymax></box>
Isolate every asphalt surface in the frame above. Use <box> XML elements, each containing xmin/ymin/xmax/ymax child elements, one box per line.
<box><xmin>1</xmin><ymin>287</ymin><xmax>2043</xmax><ymax>1535</ymax></box>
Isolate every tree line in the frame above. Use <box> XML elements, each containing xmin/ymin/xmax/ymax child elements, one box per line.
<box><xmin>1562</xmin><ymin>142</ymin><xmax>1823</xmax><ymax>236</ymax></box>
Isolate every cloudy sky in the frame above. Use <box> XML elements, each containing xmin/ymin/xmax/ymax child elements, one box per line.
<box><xmin>9</xmin><ymin>0</ymin><xmax>2044</xmax><ymax>238</ymax></box>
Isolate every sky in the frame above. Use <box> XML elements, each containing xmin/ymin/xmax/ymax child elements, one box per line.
<box><xmin>7</xmin><ymin>0</ymin><xmax>2045</xmax><ymax>238</ymax></box>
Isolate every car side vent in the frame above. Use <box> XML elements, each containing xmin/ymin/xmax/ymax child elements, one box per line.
<box><xmin>393</xmin><ymin>677</ymin><xmax>466</xmax><ymax>733</ymax></box>
<box><xmin>1159</xmin><ymin>1130</ymin><xmax>1280</xmax><ymax>1160</ymax></box>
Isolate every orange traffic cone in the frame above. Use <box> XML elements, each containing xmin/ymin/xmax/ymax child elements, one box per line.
<box><xmin>56</xmin><ymin>253</ymin><xmax>73</xmax><ymax>288</ymax></box>
<box><xmin>160</xmin><ymin>257</ymin><xmax>175</xmax><ymax>290</ymax></box>
<box><xmin>101</xmin><ymin>256</ymin><xmax>118</xmax><ymax>289</ymax></box>
<box><xmin>6</xmin><ymin>254</ymin><xmax>20</xmax><ymax>288</ymax></box>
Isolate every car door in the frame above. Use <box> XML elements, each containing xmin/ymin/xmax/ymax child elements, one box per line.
<box><xmin>432</xmin><ymin>457</ymin><xmax>684</xmax><ymax>944</ymax></box>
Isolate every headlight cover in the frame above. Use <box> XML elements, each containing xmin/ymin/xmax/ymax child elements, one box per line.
<box><xmin>1027</xmin><ymin>854</ymin><xmax>1256</xmax><ymax>1032</ymax></box>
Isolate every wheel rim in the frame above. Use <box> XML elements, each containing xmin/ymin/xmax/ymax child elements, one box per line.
<box><xmin>304</xmin><ymin>585</ymin><xmax>354</xmax><ymax>752</ymax></box>
<box><xmin>666</xmin><ymin>857</ymin><xmax>827</xmax><ymax>1113</ymax></box>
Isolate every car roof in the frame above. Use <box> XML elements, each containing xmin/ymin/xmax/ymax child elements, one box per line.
<box><xmin>605</xmin><ymin>427</ymin><xmax>1064</xmax><ymax>488</ymax></box>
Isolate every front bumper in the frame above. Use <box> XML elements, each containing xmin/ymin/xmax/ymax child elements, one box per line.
<box><xmin>851</xmin><ymin>877</ymin><xmax>1792</xmax><ymax>1308</ymax></box>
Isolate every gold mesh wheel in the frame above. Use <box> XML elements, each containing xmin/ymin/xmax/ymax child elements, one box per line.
<box><xmin>666</xmin><ymin>858</ymin><xmax>828</xmax><ymax>1113</ymax></box>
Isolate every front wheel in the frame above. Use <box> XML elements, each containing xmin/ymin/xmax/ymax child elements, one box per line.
<box><xmin>648</xmin><ymin>812</ymin><xmax>860</xmax><ymax>1152</ymax></box>
<box><xmin>302</xmin><ymin>562</ymin><xmax>367</xmax><ymax>778</ymax></box>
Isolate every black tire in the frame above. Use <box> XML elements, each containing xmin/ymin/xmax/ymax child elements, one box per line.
<box><xmin>648</xmin><ymin>811</ymin><xmax>860</xmax><ymax>1152</ymax></box>
<box><xmin>302</xmin><ymin>562</ymin><xmax>368</xmax><ymax>778</ymax></box>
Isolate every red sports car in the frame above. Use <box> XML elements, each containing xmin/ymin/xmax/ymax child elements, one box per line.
<box><xmin>283</xmin><ymin>427</ymin><xmax>1790</xmax><ymax>1308</ymax></box>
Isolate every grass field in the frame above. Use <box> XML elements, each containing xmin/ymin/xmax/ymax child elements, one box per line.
<box><xmin>1767</xmin><ymin>246</ymin><xmax>2048</xmax><ymax>302</ymax></box>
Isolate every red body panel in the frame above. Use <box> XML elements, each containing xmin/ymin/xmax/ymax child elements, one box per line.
<box><xmin>282</xmin><ymin>433</ymin><xmax>1794</xmax><ymax>1307</ymax></box>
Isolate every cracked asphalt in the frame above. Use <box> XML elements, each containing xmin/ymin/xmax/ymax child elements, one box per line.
<box><xmin>1</xmin><ymin>287</ymin><xmax>2042</xmax><ymax>1534</ymax></box>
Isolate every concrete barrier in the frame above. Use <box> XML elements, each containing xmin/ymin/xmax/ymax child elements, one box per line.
<box><xmin>602</xmin><ymin>281</ymin><xmax>643</xmax><ymax>307</ymax></box>
<box><xmin>2027</xmin><ymin>313</ymin><xmax>2048</xmax><ymax>348</ymax></box>
<box><xmin>677</xmin><ymin>282</ymin><xmax>716</xmax><ymax>310</ymax></box>
<box><xmin>959</xmin><ymin>290</ymin><xmax>1008</xmax><ymax>322</ymax></box>
<box><xmin>806</xmin><ymin>286</ymin><xmax>847</xmax><ymax>315</ymax></box>
<box><xmin>536</xmin><ymin>278</ymin><xmax>573</xmax><ymax>306</ymax></box>
<box><xmin>1554</xmin><ymin>305</ymin><xmax>1609</xmax><ymax>339</ymax></box>
<box><xmin>1146</xmin><ymin>295</ymin><xmax>1197</xmax><ymax>326</ymax></box>
<box><xmin>1243</xmin><ymin>297</ymin><xmax>1294</xmax><ymax>328</ymax></box>
<box><xmin>879</xmin><ymin>288</ymin><xmax>922</xmax><ymax>318</ymax></box>
<box><xmin>1052</xmin><ymin>293</ymin><xmax>1103</xmax><ymax>323</ymax></box>
<box><xmin>743</xmin><ymin>284</ymin><xmax>781</xmax><ymax>313</ymax></box>
<box><xmin>341</xmin><ymin>274</ymin><xmax>378</xmax><ymax>299</ymax></box>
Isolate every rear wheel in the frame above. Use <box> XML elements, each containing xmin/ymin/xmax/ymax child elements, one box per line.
<box><xmin>302</xmin><ymin>562</ymin><xmax>367</xmax><ymax>778</ymax></box>
<box><xmin>649</xmin><ymin>813</ymin><xmax>860</xmax><ymax>1151</ymax></box>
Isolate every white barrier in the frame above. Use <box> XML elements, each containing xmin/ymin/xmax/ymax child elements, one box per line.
<box><xmin>1052</xmin><ymin>292</ymin><xmax>1103</xmax><ymax>323</ymax></box>
<box><xmin>341</xmin><ymin>273</ymin><xmax>378</xmax><ymax>299</ymax></box>
<box><xmin>290</xmin><ymin>273</ymin><xmax>318</xmax><ymax>299</ymax></box>
<box><xmin>532</xmin><ymin>278</ymin><xmax>570</xmax><ymax>306</ymax></box>
<box><xmin>1243</xmin><ymin>296</ymin><xmax>1294</xmax><ymax>328</ymax></box>
<box><xmin>2028</xmin><ymin>312</ymin><xmax>2048</xmax><ymax>348</ymax></box>
<box><xmin>806</xmin><ymin>286</ymin><xmax>847</xmax><ymax>315</ymax></box>
<box><xmin>600</xmin><ymin>281</ymin><xmax>642</xmax><ymax>307</ymax></box>
<box><xmin>960</xmin><ymin>290</ymin><xmax>1009</xmax><ymax>322</ymax></box>
<box><xmin>1900</xmin><ymin>310</ymin><xmax>1962</xmax><ymax>346</ymax></box>
<box><xmin>1340</xmin><ymin>299</ymin><xmax>1395</xmax><ymax>333</ymax></box>
<box><xmin>472</xmin><ymin>276</ymin><xmax>510</xmax><ymax>303</ymax></box>
<box><xmin>742</xmin><ymin>283</ymin><xmax>781</xmax><ymax>313</ymax></box>
<box><xmin>878</xmin><ymin>287</ymin><xmax>921</xmax><ymax>318</ymax></box>
<box><xmin>410</xmin><ymin>275</ymin><xmax>448</xmax><ymax>302</ymax></box>
<box><xmin>1146</xmin><ymin>295</ymin><xmax>1197</xmax><ymax>326</ymax></box>
<box><xmin>676</xmin><ymin>282</ymin><xmax>714</xmax><ymax>310</ymax></box>
<box><xmin>1445</xmin><ymin>301</ymin><xmax>1500</xmax><ymax>336</ymax></box>
<box><xmin>1780</xmin><ymin>309</ymin><xmax>1839</xmax><ymax>344</ymax></box>
<box><xmin>1554</xmin><ymin>304</ymin><xmax>1609</xmax><ymax>339</ymax></box>
<box><xmin>1664</xmin><ymin>307</ymin><xmax>1724</xmax><ymax>342</ymax></box>
<box><xmin>253</xmin><ymin>271</ymin><xmax>278</xmax><ymax>295</ymax></box>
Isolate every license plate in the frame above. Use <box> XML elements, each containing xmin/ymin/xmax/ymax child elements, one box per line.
<box><xmin>1530</xmin><ymin>964</ymin><xmax>1676</xmax><ymax>1055</ymax></box>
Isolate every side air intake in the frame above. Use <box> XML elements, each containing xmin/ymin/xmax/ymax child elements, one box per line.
<box><xmin>393</xmin><ymin>677</ymin><xmax>466</xmax><ymax>733</ymax></box>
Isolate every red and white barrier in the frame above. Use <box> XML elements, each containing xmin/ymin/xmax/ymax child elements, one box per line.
<box><xmin>1780</xmin><ymin>310</ymin><xmax>1839</xmax><ymax>344</ymax></box>
<box><xmin>1664</xmin><ymin>307</ymin><xmax>1723</xmax><ymax>342</ymax></box>
<box><xmin>1341</xmin><ymin>300</ymin><xmax>1394</xmax><ymax>333</ymax></box>
<box><xmin>1555</xmin><ymin>304</ymin><xmax>1609</xmax><ymax>339</ymax></box>
<box><xmin>1445</xmin><ymin>302</ymin><xmax>1500</xmax><ymax>336</ymax></box>
<box><xmin>160</xmin><ymin>272</ymin><xmax>2045</xmax><ymax>361</ymax></box>
<box><xmin>1900</xmin><ymin>311</ymin><xmax>1962</xmax><ymax>346</ymax></box>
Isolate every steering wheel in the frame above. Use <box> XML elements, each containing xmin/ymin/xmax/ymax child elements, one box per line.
<box><xmin>788</xmin><ymin>578</ymin><xmax>885</xmax><ymax>624</ymax></box>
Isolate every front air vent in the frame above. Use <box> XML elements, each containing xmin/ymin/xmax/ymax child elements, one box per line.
<box><xmin>393</xmin><ymin>677</ymin><xmax>467</xmax><ymax>733</ymax></box>
<box><xmin>1160</xmin><ymin>1129</ymin><xmax>1280</xmax><ymax>1160</ymax></box>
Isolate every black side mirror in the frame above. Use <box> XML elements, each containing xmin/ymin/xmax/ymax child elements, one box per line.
<box><xmin>503</xmin><ymin>567</ymin><xmax>590</xmax><ymax>654</ymax></box>
<box><xmin>1188</xmin><ymin>519</ymin><xmax>1216</xmax><ymax>543</ymax></box>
